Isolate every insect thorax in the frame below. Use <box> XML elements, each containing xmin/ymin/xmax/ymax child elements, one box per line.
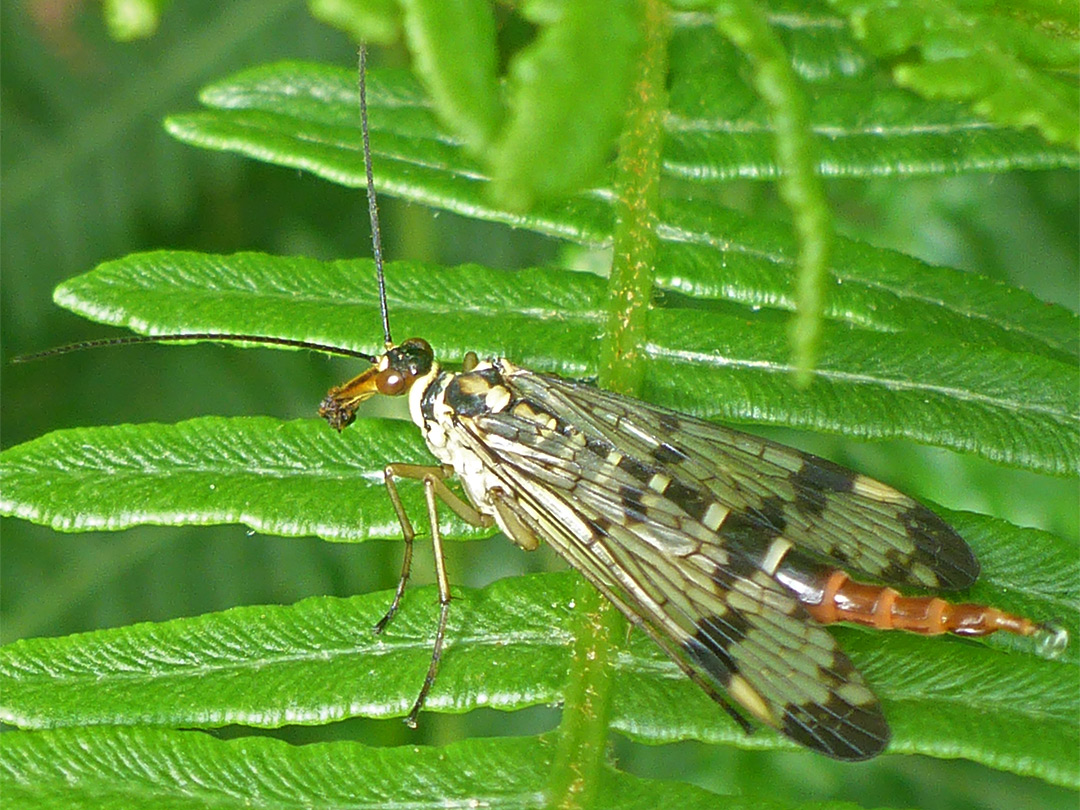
<box><xmin>412</xmin><ymin>359</ymin><xmax>503</xmax><ymax>514</ymax></box>
<box><xmin>414</xmin><ymin>358</ymin><xmax>545</xmax><ymax>529</ymax></box>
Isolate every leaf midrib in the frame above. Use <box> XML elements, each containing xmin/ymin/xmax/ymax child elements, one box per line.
<box><xmin>6</xmin><ymin>630</ymin><xmax>575</xmax><ymax>685</ymax></box>
<box><xmin>648</xmin><ymin>344</ymin><xmax>1075</xmax><ymax>420</ymax></box>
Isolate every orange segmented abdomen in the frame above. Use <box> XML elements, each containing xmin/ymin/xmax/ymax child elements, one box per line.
<box><xmin>803</xmin><ymin>569</ymin><xmax>1040</xmax><ymax>637</ymax></box>
<box><xmin>774</xmin><ymin>554</ymin><xmax>1067</xmax><ymax>656</ymax></box>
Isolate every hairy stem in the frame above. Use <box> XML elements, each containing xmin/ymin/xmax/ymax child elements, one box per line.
<box><xmin>546</xmin><ymin>2</ymin><xmax>669</xmax><ymax>807</ymax></box>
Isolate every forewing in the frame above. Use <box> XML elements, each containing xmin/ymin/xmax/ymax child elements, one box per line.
<box><xmin>449</xmin><ymin>373</ymin><xmax>890</xmax><ymax>759</ymax></box>
<box><xmin>508</xmin><ymin>369</ymin><xmax>978</xmax><ymax>590</ymax></box>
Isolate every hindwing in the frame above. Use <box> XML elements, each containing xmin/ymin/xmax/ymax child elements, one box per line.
<box><xmin>506</xmin><ymin>367</ymin><xmax>978</xmax><ymax>590</ymax></box>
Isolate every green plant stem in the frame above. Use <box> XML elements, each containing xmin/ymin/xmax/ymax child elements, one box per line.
<box><xmin>715</xmin><ymin>0</ymin><xmax>831</xmax><ymax>386</ymax></box>
<box><xmin>546</xmin><ymin>2</ymin><xmax>668</xmax><ymax>808</ymax></box>
<box><xmin>596</xmin><ymin>11</ymin><xmax>668</xmax><ymax>398</ymax></box>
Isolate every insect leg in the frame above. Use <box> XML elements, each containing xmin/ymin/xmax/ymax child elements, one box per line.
<box><xmin>387</xmin><ymin>463</ymin><xmax>493</xmax><ymax>525</ymax></box>
<box><xmin>377</xmin><ymin>463</ymin><xmax>495</xmax><ymax>726</ymax></box>
<box><xmin>375</xmin><ymin>464</ymin><xmax>493</xmax><ymax>633</ymax></box>
<box><xmin>488</xmin><ymin>488</ymin><xmax>541</xmax><ymax>551</ymax></box>
<box><xmin>374</xmin><ymin>464</ymin><xmax>426</xmax><ymax>634</ymax></box>
<box><xmin>403</xmin><ymin>474</ymin><xmax>452</xmax><ymax>728</ymax></box>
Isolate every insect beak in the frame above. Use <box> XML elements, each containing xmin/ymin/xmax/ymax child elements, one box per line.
<box><xmin>319</xmin><ymin>364</ymin><xmax>382</xmax><ymax>431</ymax></box>
<box><xmin>319</xmin><ymin>339</ymin><xmax>432</xmax><ymax>432</ymax></box>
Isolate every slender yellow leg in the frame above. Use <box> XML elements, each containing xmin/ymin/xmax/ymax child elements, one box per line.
<box><xmin>376</xmin><ymin>463</ymin><xmax>493</xmax><ymax>726</ymax></box>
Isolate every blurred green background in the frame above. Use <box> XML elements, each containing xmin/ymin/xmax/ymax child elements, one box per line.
<box><xmin>1</xmin><ymin>3</ymin><xmax>1077</xmax><ymax>809</ymax></box>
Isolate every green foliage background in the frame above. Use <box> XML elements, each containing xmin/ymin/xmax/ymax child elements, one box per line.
<box><xmin>1</xmin><ymin>2</ymin><xmax>1077</xmax><ymax>809</ymax></box>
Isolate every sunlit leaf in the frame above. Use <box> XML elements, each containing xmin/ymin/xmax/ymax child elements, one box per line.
<box><xmin>1</xmin><ymin>727</ymin><xmax>771</xmax><ymax>810</ymax></box>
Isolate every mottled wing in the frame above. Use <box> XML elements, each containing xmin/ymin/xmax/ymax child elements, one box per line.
<box><xmin>447</xmin><ymin>365</ymin><xmax>892</xmax><ymax>759</ymax></box>
<box><xmin>510</xmin><ymin>370</ymin><xmax>979</xmax><ymax>591</ymax></box>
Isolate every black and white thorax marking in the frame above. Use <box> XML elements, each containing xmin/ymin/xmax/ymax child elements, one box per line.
<box><xmin>411</xmin><ymin>360</ymin><xmax>520</xmax><ymax>521</ymax></box>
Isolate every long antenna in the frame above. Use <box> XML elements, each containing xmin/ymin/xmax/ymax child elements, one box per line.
<box><xmin>13</xmin><ymin>333</ymin><xmax>377</xmax><ymax>365</ymax></box>
<box><xmin>16</xmin><ymin>53</ymin><xmax>392</xmax><ymax>367</ymax></box>
<box><xmin>359</xmin><ymin>45</ymin><xmax>392</xmax><ymax>347</ymax></box>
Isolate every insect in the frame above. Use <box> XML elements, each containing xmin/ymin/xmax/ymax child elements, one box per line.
<box><xmin>313</xmin><ymin>48</ymin><xmax>1067</xmax><ymax>760</ymax></box>
<box><xmin>315</xmin><ymin>340</ymin><xmax>1065</xmax><ymax>761</ymax></box>
<box><xmin>18</xmin><ymin>47</ymin><xmax>1065</xmax><ymax>762</ymax></box>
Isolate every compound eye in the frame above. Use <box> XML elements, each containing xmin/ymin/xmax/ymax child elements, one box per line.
<box><xmin>377</xmin><ymin>370</ymin><xmax>406</xmax><ymax>395</ymax></box>
<box><xmin>404</xmin><ymin>337</ymin><xmax>432</xmax><ymax>355</ymax></box>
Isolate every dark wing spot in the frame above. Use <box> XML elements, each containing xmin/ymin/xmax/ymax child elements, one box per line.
<box><xmin>781</xmin><ymin>695</ymin><xmax>890</xmax><ymax>761</ymax></box>
<box><xmin>653</xmin><ymin>442</ymin><xmax>689</xmax><ymax>465</ymax></box>
<box><xmin>590</xmin><ymin>514</ymin><xmax>613</xmax><ymax>533</ymax></box>
<box><xmin>658</xmin><ymin>412</ymin><xmax>681</xmax><ymax>433</ymax></box>
<box><xmin>756</xmin><ymin>498</ymin><xmax>788</xmax><ymax>534</ymax></box>
<box><xmin>617</xmin><ymin>455</ymin><xmax>655</xmax><ymax>484</ymax></box>
<box><xmin>719</xmin><ymin>497</ymin><xmax>788</xmax><ymax>544</ymax></box>
<box><xmin>795</xmin><ymin>457</ymin><xmax>857</xmax><ymax>493</ymax></box>
<box><xmin>555</xmin><ymin>419</ymin><xmax>579</xmax><ymax>438</ymax></box>
<box><xmin>664</xmin><ymin>479</ymin><xmax>711</xmax><ymax>524</ymax></box>
<box><xmin>711</xmin><ymin>497</ymin><xmax>790</xmax><ymax>575</ymax></box>
<box><xmin>875</xmin><ymin>560</ymin><xmax>915</xmax><ymax>585</ymax></box>
<box><xmin>777</xmin><ymin>648</ymin><xmax>889</xmax><ymax>761</ymax></box>
<box><xmin>791</xmin><ymin>458</ymin><xmax>855</xmax><ymax>518</ymax></box>
<box><xmin>618</xmin><ymin>484</ymin><xmax>650</xmax><ymax>524</ymax></box>
<box><xmin>584</xmin><ymin>436</ymin><xmax>614</xmax><ymax>458</ymax></box>
<box><xmin>684</xmin><ymin>609</ymin><xmax>753</xmax><ymax>687</ymax></box>
<box><xmin>898</xmin><ymin>505</ymin><xmax>979</xmax><ymax>589</ymax></box>
<box><xmin>796</xmin><ymin>455</ymin><xmax>978</xmax><ymax>590</ymax></box>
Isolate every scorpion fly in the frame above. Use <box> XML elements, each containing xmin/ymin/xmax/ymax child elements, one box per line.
<box><xmin>317</xmin><ymin>48</ymin><xmax>1066</xmax><ymax>761</ymax></box>
<box><xmin>19</xmin><ymin>47</ymin><xmax>1066</xmax><ymax>762</ymax></box>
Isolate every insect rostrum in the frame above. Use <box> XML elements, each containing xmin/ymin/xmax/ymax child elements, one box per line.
<box><xmin>318</xmin><ymin>336</ymin><xmax>1061</xmax><ymax>761</ymax></box>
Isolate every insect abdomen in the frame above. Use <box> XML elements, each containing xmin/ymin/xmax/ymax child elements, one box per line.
<box><xmin>778</xmin><ymin>556</ymin><xmax>1043</xmax><ymax>638</ymax></box>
